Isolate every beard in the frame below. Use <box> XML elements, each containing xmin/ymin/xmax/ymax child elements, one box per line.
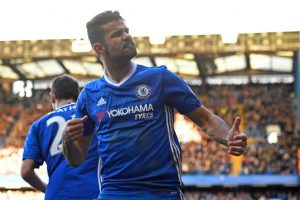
<box><xmin>104</xmin><ymin>41</ymin><xmax>137</xmax><ymax>62</ymax></box>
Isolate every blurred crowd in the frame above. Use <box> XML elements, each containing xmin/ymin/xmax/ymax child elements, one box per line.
<box><xmin>179</xmin><ymin>115</ymin><xmax>299</xmax><ymax>175</ymax></box>
<box><xmin>179</xmin><ymin>83</ymin><xmax>299</xmax><ymax>175</ymax></box>
<box><xmin>241</xmin><ymin>136</ymin><xmax>298</xmax><ymax>175</ymax></box>
<box><xmin>0</xmin><ymin>90</ymin><xmax>22</xmax><ymax>144</ymax></box>
<box><xmin>3</xmin><ymin>90</ymin><xmax>51</xmax><ymax>148</ymax></box>
<box><xmin>199</xmin><ymin>84</ymin><xmax>297</xmax><ymax>137</ymax></box>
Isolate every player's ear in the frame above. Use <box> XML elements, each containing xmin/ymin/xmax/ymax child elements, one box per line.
<box><xmin>93</xmin><ymin>42</ymin><xmax>104</xmax><ymax>55</ymax></box>
<box><xmin>50</xmin><ymin>92</ymin><xmax>56</xmax><ymax>104</ymax></box>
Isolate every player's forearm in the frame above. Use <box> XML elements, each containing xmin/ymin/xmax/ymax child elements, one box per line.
<box><xmin>62</xmin><ymin>140</ymin><xmax>86</xmax><ymax>167</ymax></box>
<box><xmin>22</xmin><ymin>171</ymin><xmax>46</xmax><ymax>193</ymax></box>
<box><xmin>203</xmin><ymin>114</ymin><xmax>230</xmax><ymax>146</ymax></box>
<box><xmin>187</xmin><ymin>107</ymin><xmax>230</xmax><ymax>146</ymax></box>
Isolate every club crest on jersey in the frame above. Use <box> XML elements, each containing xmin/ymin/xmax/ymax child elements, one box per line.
<box><xmin>136</xmin><ymin>84</ymin><xmax>151</xmax><ymax>99</ymax></box>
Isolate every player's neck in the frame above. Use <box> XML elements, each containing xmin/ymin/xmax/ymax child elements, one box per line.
<box><xmin>104</xmin><ymin>61</ymin><xmax>133</xmax><ymax>83</ymax></box>
<box><xmin>55</xmin><ymin>99</ymin><xmax>74</xmax><ymax>109</ymax></box>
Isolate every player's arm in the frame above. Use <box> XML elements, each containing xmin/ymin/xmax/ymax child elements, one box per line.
<box><xmin>62</xmin><ymin>116</ymin><xmax>93</xmax><ymax>167</ymax></box>
<box><xmin>186</xmin><ymin>105</ymin><xmax>247</xmax><ymax>156</ymax></box>
<box><xmin>21</xmin><ymin>159</ymin><xmax>46</xmax><ymax>193</ymax></box>
<box><xmin>160</xmin><ymin>66</ymin><xmax>247</xmax><ymax>156</ymax></box>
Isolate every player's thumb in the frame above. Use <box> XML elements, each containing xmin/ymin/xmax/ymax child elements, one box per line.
<box><xmin>80</xmin><ymin>115</ymin><xmax>89</xmax><ymax>123</ymax></box>
<box><xmin>232</xmin><ymin>117</ymin><xmax>241</xmax><ymax>133</ymax></box>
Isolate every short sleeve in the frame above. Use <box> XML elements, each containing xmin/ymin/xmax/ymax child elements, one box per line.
<box><xmin>22</xmin><ymin>123</ymin><xmax>44</xmax><ymax>167</ymax></box>
<box><xmin>76</xmin><ymin>88</ymin><xmax>95</xmax><ymax>135</ymax></box>
<box><xmin>162</xmin><ymin>66</ymin><xmax>201</xmax><ymax>114</ymax></box>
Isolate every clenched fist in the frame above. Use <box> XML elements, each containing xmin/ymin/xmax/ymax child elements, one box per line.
<box><xmin>62</xmin><ymin>115</ymin><xmax>88</xmax><ymax>143</ymax></box>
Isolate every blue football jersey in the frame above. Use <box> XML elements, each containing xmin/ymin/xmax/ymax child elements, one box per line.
<box><xmin>23</xmin><ymin>103</ymin><xmax>100</xmax><ymax>200</ymax></box>
<box><xmin>76</xmin><ymin>64</ymin><xmax>201</xmax><ymax>199</ymax></box>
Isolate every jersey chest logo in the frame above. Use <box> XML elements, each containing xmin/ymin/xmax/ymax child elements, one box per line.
<box><xmin>136</xmin><ymin>84</ymin><xmax>151</xmax><ymax>99</ymax></box>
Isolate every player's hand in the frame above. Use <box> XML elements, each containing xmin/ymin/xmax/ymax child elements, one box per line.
<box><xmin>227</xmin><ymin>117</ymin><xmax>247</xmax><ymax>156</ymax></box>
<box><xmin>62</xmin><ymin>115</ymin><xmax>88</xmax><ymax>143</ymax></box>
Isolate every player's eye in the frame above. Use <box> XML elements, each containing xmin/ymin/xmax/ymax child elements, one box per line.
<box><xmin>112</xmin><ymin>30</ymin><xmax>123</xmax><ymax>37</ymax></box>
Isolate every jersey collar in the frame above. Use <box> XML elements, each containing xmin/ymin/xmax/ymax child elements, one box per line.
<box><xmin>104</xmin><ymin>62</ymin><xmax>137</xmax><ymax>87</ymax></box>
<box><xmin>56</xmin><ymin>102</ymin><xmax>76</xmax><ymax>110</ymax></box>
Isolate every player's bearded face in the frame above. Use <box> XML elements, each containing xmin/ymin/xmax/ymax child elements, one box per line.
<box><xmin>102</xmin><ymin>20</ymin><xmax>137</xmax><ymax>61</ymax></box>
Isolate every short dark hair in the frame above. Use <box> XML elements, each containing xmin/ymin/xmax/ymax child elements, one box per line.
<box><xmin>51</xmin><ymin>75</ymin><xmax>79</xmax><ymax>101</ymax></box>
<box><xmin>86</xmin><ymin>10</ymin><xmax>124</xmax><ymax>46</ymax></box>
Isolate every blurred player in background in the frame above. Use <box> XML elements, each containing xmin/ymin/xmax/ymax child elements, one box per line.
<box><xmin>62</xmin><ymin>11</ymin><xmax>247</xmax><ymax>200</ymax></box>
<box><xmin>21</xmin><ymin>75</ymin><xmax>100</xmax><ymax>200</ymax></box>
